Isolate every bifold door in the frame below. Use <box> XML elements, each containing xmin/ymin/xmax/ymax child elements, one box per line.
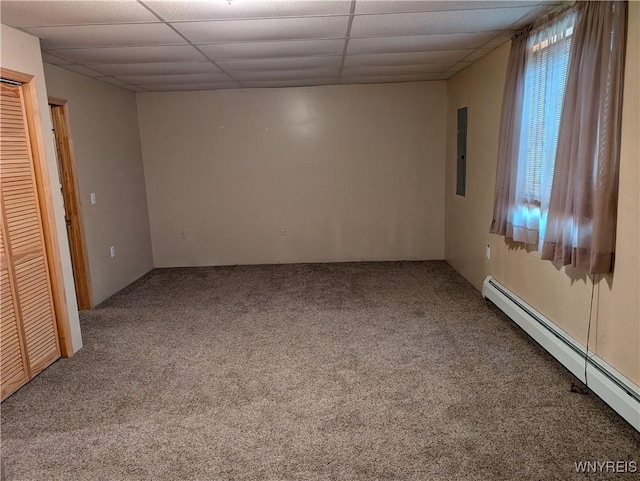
<box><xmin>1</xmin><ymin>81</ymin><xmax>60</xmax><ymax>401</ymax></box>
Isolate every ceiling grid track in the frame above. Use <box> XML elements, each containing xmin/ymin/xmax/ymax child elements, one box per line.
<box><xmin>337</xmin><ymin>0</ymin><xmax>357</xmax><ymax>84</ymax></box>
<box><xmin>136</xmin><ymin>0</ymin><xmax>241</xmax><ymax>87</ymax></box>
<box><xmin>0</xmin><ymin>0</ymin><xmax>565</xmax><ymax>92</ymax></box>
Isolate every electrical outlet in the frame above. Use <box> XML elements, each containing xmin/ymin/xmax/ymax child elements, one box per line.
<box><xmin>90</xmin><ymin>193</ymin><xmax>96</xmax><ymax>205</ymax></box>
<box><xmin>486</xmin><ymin>244</ymin><xmax>491</xmax><ymax>260</ymax></box>
<box><xmin>110</xmin><ymin>246</ymin><xmax>116</xmax><ymax>258</ymax></box>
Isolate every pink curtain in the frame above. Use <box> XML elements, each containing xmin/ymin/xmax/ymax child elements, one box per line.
<box><xmin>489</xmin><ymin>30</ymin><xmax>529</xmax><ymax>239</ymax></box>
<box><xmin>541</xmin><ymin>1</ymin><xmax>628</xmax><ymax>273</ymax></box>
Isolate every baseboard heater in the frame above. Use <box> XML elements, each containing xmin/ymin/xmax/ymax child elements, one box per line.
<box><xmin>482</xmin><ymin>276</ymin><xmax>640</xmax><ymax>432</ymax></box>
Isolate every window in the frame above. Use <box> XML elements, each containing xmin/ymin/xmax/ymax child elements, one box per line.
<box><xmin>491</xmin><ymin>1</ymin><xmax>627</xmax><ymax>273</ymax></box>
<box><xmin>511</xmin><ymin>11</ymin><xmax>576</xmax><ymax>244</ymax></box>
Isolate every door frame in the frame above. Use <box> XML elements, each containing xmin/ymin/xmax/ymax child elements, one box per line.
<box><xmin>1</xmin><ymin>67</ymin><xmax>74</xmax><ymax>357</ymax></box>
<box><xmin>48</xmin><ymin>97</ymin><xmax>93</xmax><ymax>310</ymax></box>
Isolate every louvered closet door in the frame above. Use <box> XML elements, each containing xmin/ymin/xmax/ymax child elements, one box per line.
<box><xmin>1</xmin><ymin>82</ymin><xmax>60</xmax><ymax>400</ymax></box>
<box><xmin>0</xmin><ymin>222</ymin><xmax>29</xmax><ymax>399</ymax></box>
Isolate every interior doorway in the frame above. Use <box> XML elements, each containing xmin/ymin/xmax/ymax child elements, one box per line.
<box><xmin>48</xmin><ymin>98</ymin><xmax>93</xmax><ymax>310</ymax></box>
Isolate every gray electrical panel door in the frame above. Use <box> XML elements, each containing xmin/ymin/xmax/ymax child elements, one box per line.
<box><xmin>456</xmin><ymin>107</ymin><xmax>467</xmax><ymax>197</ymax></box>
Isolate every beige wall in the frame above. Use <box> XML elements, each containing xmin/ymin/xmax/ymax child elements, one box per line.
<box><xmin>444</xmin><ymin>2</ymin><xmax>640</xmax><ymax>385</ymax></box>
<box><xmin>137</xmin><ymin>81</ymin><xmax>446</xmax><ymax>267</ymax></box>
<box><xmin>44</xmin><ymin>64</ymin><xmax>153</xmax><ymax>305</ymax></box>
<box><xmin>0</xmin><ymin>25</ymin><xmax>82</xmax><ymax>352</ymax></box>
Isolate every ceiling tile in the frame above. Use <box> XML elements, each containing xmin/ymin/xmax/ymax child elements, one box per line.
<box><xmin>95</xmin><ymin>76</ymin><xmax>132</xmax><ymax>87</ymax></box>
<box><xmin>41</xmin><ymin>52</ymin><xmax>72</xmax><ymax>66</ymax></box>
<box><xmin>122</xmin><ymin>85</ymin><xmax>148</xmax><ymax>92</ymax></box>
<box><xmin>0</xmin><ymin>0</ymin><xmax>158</xmax><ymax>27</ymax></box>
<box><xmin>143</xmin><ymin>0</ymin><xmax>352</xmax><ymax>21</ymax></box>
<box><xmin>26</xmin><ymin>24</ymin><xmax>186</xmax><ymax>49</ymax></box>
<box><xmin>342</xmin><ymin>64</ymin><xmax>454</xmax><ymax>77</ymax></box>
<box><xmin>47</xmin><ymin>45</ymin><xmax>207</xmax><ymax>64</ymax></box>
<box><xmin>482</xmin><ymin>31</ymin><xmax>514</xmax><ymax>49</ymax></box>
<box><xmin>350</xmin><ymin>7</ymin><xmax>538</xmax><ymax>37</ymax></box>
<box><xmin>347</xmin><ymin>32</ymin><xmax>498</xmax><ymax>54</ymax></box>
<box><xmin>87</xmin><ymin>62</ymin><xmax>221</xmax><ymax>76</ymax></box>
<box><xmin>198</xmin><ymin>39</ymin><xmax>345</xmax><ymax>60</ymax></box>
<box><xmin>144</xmin><ymin>82</ymin><xmax>239</xmax><ymax>91</ymax></box>
<box><xmin>117</xmin><ymin>72</ymin><xmax>232</xmax><ymax>85</ymax></box>
<box><xmin>354</xmin><ymin>1</ymin><xmax>543</xmax><ymax>15</ymax></box>
<box><xmin>448</xmin><ymin>61</ymin><xmax>473</xmax><ymax>73</ymax></box>
<box><xmin>172</xmin><ymin>16</ymin><xmax>349</xmax><ymax>43</ymax></box>
<box><xmin>242</xmin><ymin>79</ymin><xmax>339</xmax><ymax>88</ymax></box>
<box><xmin>341</xmin><ymin>73</ymin><xmax>440</xmax><ymax>84</ymax></box>
<box><xmin>62</xmin><ymin>65</ymin><xmax>104</xmax><ymax>78</ymax></box>
<box><xmin>512</xmin><ymin>3</ymin><xmax>559</xmax><ymax>29</ymax></box>
<box><xmin>463</xmin><ymin>48</ymin><xmax>494</xmax><ymax>63</ymax></box>
<box><xmin>219</xmin><ymin>56</ymin><xmax>342</xmax><ymax>72</ymax></box>
<box><xmin>344</xmin><ymin>50</ymin><xmax>470</xmax><ymax>68</ymax></box>
<box><xmin>231</xmin><ymin>68</ymin><xmax>341</xmax><ymax>81</ymax></box>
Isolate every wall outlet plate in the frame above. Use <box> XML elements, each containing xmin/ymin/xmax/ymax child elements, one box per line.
<box><xmin>110</xmin><ymin>246</ymin><xmax>116</xmax><ymax>258</ymax></box>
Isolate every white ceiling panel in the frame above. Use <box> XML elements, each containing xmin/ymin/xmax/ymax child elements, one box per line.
<box><xmin>218</xmin><ymin>56</ymin><xmax>343</xmax><ymax>72</ymax></box>
<box><xmin>41</xmin><ymin>52</ymin><xmax>72</xmax><ymax>66</ymax></box>
<box><xmin>87</xmin><ymin>62</ymin><xmax>221</xmax><ymax>76</ymax></box>
<box><xmin>512</xmin><ymin>3</ymin><xmax>559</xmax><ymax>27</ymax></box>
<box><xmin>62</xmin><ymin>65</ymin><xmax>104</xmax><ymax>78</ymax></box>
<box><xmin>432</xmin><ymin>72</ymin><xmax>454</xmax><ymax>80</ymax></box>
<box><xmin>122</xmin><ymin>85</ymin><xmax>148</xmax><ymax>92</ymax></box>
<box><xmin>95</xmin><ymin>76</ymin><xmax>132</xmax><ymax>87</ymax></box>
<box><xmin>344</xmin><ymin>50</ymin><xmax>470</xmax><ymax>68</ymax></box>
<box><xmin>26</xmin><ymin>23</ymin><xmax>186</xmax><ymax>49</ymax></box>
<box><xmin>355</xmin><ymin>1</ymin><xmax>543</xmax><ymax>15</ymax></box>
<box><xmin>143</xmin><ymin>0</ymin><xmax>352</xmax><ymax>21</ymax></box>
<box><xmin>462</xmin><ymin>48</ymin><xmax>494</xmax><ymax>63</ymax></box>
<box><xmin>242</xmin><ymin>79</ymin><xmax>339</xmax><ymax>88</ymax></box>
<box><xmin>482</xmin><ymin>31</ymin><xmax>514</xmax><ymax>49</ymax></box>
<box><xmin>448</xmin><ymin>61</ymin><xmax>473</xmax><ymax>73</ymax></box>
<box><xmin>198</xmin><ymin>39</ymin><xmax>345</xmax><ymax>60</ymax></box>
<box><xmin>342</xmin><ymin>73</ymin><xmax>441</xmax><ymax>84</ymax></box>
<box><xmin>5</xmin><ymin>0</ymin><xmax>562</xmax><ymax>91</ymax></box>
<box><xmin>0</xmin><ymin>0</ymin><xmax>158</xmax><ymax>27</ymax></box>
<box><xmin>347</xmin><ymin>32</ymin><xmax>498</xmax><ymax>54</ymax></box>
<box><xmin>232</xmin><ymin>69</ymin><xmax>341</xmax><ymax>81</ymax></box>
<box><xmin>118</xmin><ymin>72</ymin><xmax>232</xmax><ymax>85</ymax></box>
<box><xmin>343</xmin><ymin>64</ymin><xmax>454</xmax><ymax>77</ymax></box>
<box><xmin>143</xmin><ymin>82</ymin><xmax>240</xmax><ymax>91</ymax></box>
<box><xmin>172</xmin><ymin>16</ymin><xmax>350</xmax><ymax>43</ymax></box>
<box><xmin>47</xmin><ymin>45</ymin><xmax>207</xmax><ymax>64</ymax></box>
<box><xmin>350</xmin><ymin>7</ymin><xmax>537</xmax><ymax>38</ymax></box>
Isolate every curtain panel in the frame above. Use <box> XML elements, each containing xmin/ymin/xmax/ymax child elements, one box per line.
<box><xmin>489</xmin><ymin>29</ymin><xmax>529</xmax><ymax>240</ymax></box>
<box><xmin>490</xmin><ymin>1</ymin><xmax>627</xmax><ymax>274</ymax></box>
<box><xmin>541</xmin><ymin>0</ymin><xmax>628</xmax><ymax>273</ymax></box>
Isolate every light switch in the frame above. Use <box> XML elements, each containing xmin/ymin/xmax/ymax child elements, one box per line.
<box><xmin>90</xmin><ymin>193</ymin><xmax>96</xmax><ymax>205</ymax></box>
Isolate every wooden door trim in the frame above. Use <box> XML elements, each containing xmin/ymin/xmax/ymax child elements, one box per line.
<box><xmin>49</xmin><ymin>97</ymin><xmax>93</xmax><ymax>310</ymax></box>
<box><xmin>1</xmin><ymin>67</ymin><xmax>74</xmax><ymax>357</ymax></box>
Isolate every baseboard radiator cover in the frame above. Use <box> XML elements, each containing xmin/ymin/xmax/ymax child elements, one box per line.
<box><xmin>482</xmin><ymin>276</ymin><xmax>640</xmax><ymax>432</ymax></box>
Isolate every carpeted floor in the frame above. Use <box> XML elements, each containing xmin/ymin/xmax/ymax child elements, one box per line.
<box><xmin>1</xmin><ymin>261</ymin><xmax>638</xmax><ymax>481</ymax></box>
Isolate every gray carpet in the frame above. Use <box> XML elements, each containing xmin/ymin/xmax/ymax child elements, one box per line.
<box><xmin>1</xmin><ymin>261</ymin><xmax>638</xmax><ymax>481</ymax></box>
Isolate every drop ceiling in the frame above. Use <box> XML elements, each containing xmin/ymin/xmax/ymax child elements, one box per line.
<box><xmin>0</xmin><ymin>0</ymin><xmax>565</xmax><ymax>92</ymax></box>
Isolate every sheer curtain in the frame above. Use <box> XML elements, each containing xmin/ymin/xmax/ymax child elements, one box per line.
<box><xmin>490</xmin><ymin>30</ymin><xmax>528</xmax><ymax>240</ymax></box>
<box><xmin>490</xmin><ymin>12</ymin><xmax>575</xmax><ymax>247</ymax></box>
<box><xmin>541</xmin><ymin>1</ymin><xmax>627</xmax><ymax>273</ymax></box>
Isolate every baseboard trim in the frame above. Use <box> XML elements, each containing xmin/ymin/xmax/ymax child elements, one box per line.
<box><xmin>482</xmin><ymin>276</ymin><xmax>640</xmax><ymax>432</ymax></box>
